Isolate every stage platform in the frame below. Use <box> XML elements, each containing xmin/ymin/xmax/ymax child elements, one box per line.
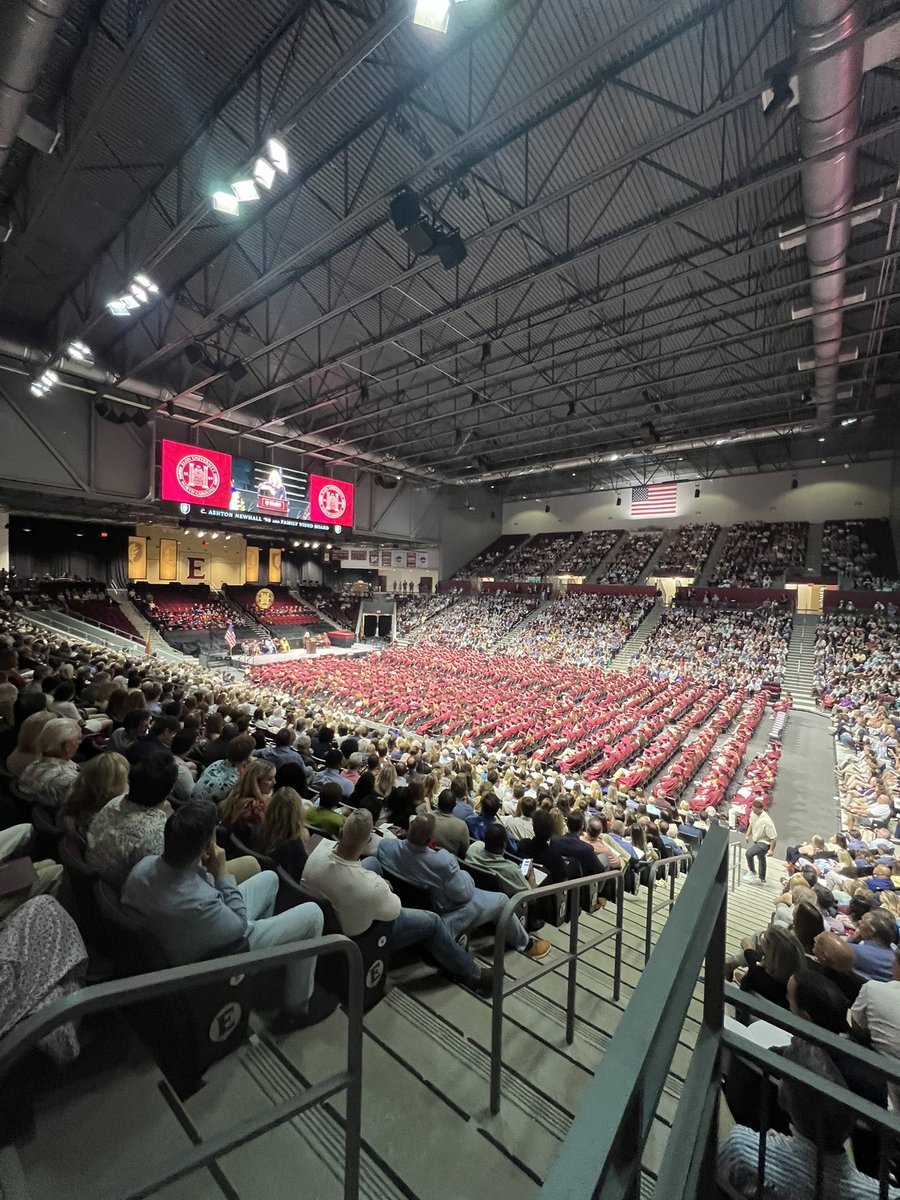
<box><xmin>234</xmin><ymin>643</ymin><xmax>379</xmax><ymax>666</ymax></box>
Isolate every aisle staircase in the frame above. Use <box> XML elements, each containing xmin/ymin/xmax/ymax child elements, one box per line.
<box><xmin>288</xmin><ymin>588</ymin><xmax>340</xmax><ymax>629</ymax></box>
<box><xmin>610</xmin><ymin>601</ymin><xmax>665</xmax><ymax>668</ymax></box>
<box><xmin>783</xmin><ymin>611</ymin><xmax>820</xmax><ymax>713</ymax></box>
<box><xmin>805</xmin><ymin>523</ymin><xmax>824</xmax><ymax>574</ymax></box>
<box><xmin>696</xmin><ymin>524</ymin><xmax>732</xmax><ymax>584</ymax></box>
<box><xmin>4</xmin><ymin>855</ymin><xmax>781</xmax><ymax>1200</ymax></box>
<box><xmin>584</xmin><ymin>533</ymin><xmax>627</xmax><ymax>583</ymax></box>
<box><xmin>490</xmin><ymin>598</ymin><xmax>551</xmax><ymax>649</ymax></box>
<box><xmin>638</xmin><ymin>529</ymin><xmax>675</xmax><ymax>582</ymax></box>
<box><xmin>114</xmin><ymin>595</ymin><xmax>181</xmax><ymax>659</ymax></box>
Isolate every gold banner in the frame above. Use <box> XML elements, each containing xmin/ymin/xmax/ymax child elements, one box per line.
<box><xmin>268</xmin><ymin>547</ymin><xmax>282</xmax><ymax>584</ymax></box>
<box><xmin>127</xmin><ymin>535</ymin><xmax>148</xmax><ymax>581</ymax></box>
<box><xmin>245</xmin><ymin>545</ymin><xmax>259</xmax><ymax>584</ymax></box>
<box><xmin>158</xmin><ymin>538</ymin><xmax>178</xmax><ymax>582</ymax></box>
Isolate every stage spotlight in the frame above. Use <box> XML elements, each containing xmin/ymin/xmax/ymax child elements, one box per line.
<box><xmin>389</xmin><ymin>190</ymin><xmax>422</xmax><ymax>231</ymax></box>
<box><xmin>253</xmin><ymin>157</ymin><xmax>276</xmax><ymax>190</ymax></box>
<box><xmin>228</xmin><ymin>360</ymin><xmax>248</xmax><ymax>383</ymax></box>
<box><xmin>435</xmin><ymin>228</ymin><xmax>466</xmax><ymax>270</ymax></box>
<box><xmin>232</xmin><ymin>179</ymin><xmax>259</xmax><ymax>202</ymax></box>
<box><xmin>616</xmin><ymin>495</ymin><xmax>622</xmax><ymax>507</ymax></box>
<box><xmin>267</xmin><ymin>138</ymin><xmax>289</xmax><ymax>175</ymax></box>
<box><xmin>107</xmin><ymin>298</ymin><xmax>130</xmax><ymax>316</ymax></box>
<box><xmin>212</xmin><ymin>190</ymin><xmax>240</xmax><ymax>216</ymax></box>
<box><xmin>763</xmin><ymin>62</ymin><xmax>794</xmax><ymax>118</ymax></box>
<box><xmin>413</xmin><ymin>0</ymin><xmax>451</xmax><ymax>33</ymax></box>
<box><xmin>403</xmin><ymin>218</ymin><xmax>436</xmax><ymax>256</ymax></box>
<box><xmin>133</xmin><ymin>274</ymin><xmax>158</xmax><ymax>293</ymax></box>
<box><xmin>791</xmin><ymin>477</ymin><xmax>798</xmax><ymax>490</ymax></box>
<box><xmin>694</xmin><ymin>486</ymin><xmax>700</xmax><ymax>499</ymax></box>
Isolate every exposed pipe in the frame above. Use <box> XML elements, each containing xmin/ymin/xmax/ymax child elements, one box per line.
<box><xmin>0</xmin><ymin>0</ymin><xmax>70</xmax><ymax>173</ymax></box>
<box><xmin>794</xmin><ymin>0</ymin><xmax>866</xmax><ymax>425</ymax></box>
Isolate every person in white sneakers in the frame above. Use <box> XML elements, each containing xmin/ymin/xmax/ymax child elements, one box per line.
<box><xmin>744</xmin><ymin>801</ymin><xmax>777</xmax><ymax>884</ymax></box>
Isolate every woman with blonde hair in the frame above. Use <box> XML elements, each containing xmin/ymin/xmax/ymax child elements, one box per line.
<box><xmin>6</xmin><ymin>711</ymin><xmax>55</xmax><ymax>777</ymax></box>
<box><xmin>736</xmin><ymin>926</ymin><xmax>805</xmax><ymax>1009</ymax></box>
<box><xmin>258</xmin><ymin>787</ymin><xmax>309</xmax><ymax>882</ymax></box>
<box><xmin>374</xmin><ymin>761</ymin><xmax>397</xmax><ymax>802</ymax></box>
<box><xmin>64</xmin><ymin>752</ymin><xmax>129</xmax><ymax>840</ymax></box>
<box><xmin>422</xmin><ymin>768</ymin><xmax>442</xmax><ymax>812</ymax></box>
<box><xmin>219</xmin><ymin>758</ymin><xmax>276</xmax><ymax>841</ymax></box>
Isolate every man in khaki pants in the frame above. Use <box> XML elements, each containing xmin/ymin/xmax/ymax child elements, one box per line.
<box><xmin>743</xmin><ymin>800</ymin><xmax>777</xmax><ymax>884</ymax></box>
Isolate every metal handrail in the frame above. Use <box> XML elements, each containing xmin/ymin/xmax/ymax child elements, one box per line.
<box><xmin>0</xmin><ymin>935</ymin><xmax>364</xmax><ymax>1200</ymax></box>
<box><xmin>489</xmin><ymin>863</ymin><xmax>627</xmax><ymax>1115</ymax></box>
<box><xmin>539</xmin><ymin>825</ymin><xmax>730</xmax><ymax>1200</ymax></box>
<box><xmin>728</xmin><ymin>836</ymin><xmax>744</xmax><ymax>891</ymax></box>
<box><xmin>643</xmin><ymin>852</ymin><xmax>693</xmax><ymax>963</ymax></box>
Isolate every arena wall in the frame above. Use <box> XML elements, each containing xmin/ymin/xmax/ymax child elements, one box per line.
<box><xmin>501</xmin><ymin>461</ymin><xmax>892</xmax><ymax>535</ymax></box>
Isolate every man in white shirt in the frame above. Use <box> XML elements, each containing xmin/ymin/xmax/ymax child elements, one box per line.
<box><xmin>303</xmin><ymin>809</ymin><xmax>491</xmax><ymax>992</ymax></box>
<box><xmin>850</xmin><ymin>946</ymin><xmax>900</xmax><ymax>1110</ymax></box>
<box><xmin>744</xmin><ymin>801</ymin><xmax>777</xmax><ymax>884</ymax></box>
<box><xmin>501</xmin><ymin>794</ymin><xmax>536</xmax><ymax>842</ymax></box>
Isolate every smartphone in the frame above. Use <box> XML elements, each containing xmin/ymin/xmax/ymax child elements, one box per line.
<box><xmin>520</xmin><ymin>858</ymin><xmax>533</xmax><ymax>876</ymax></box>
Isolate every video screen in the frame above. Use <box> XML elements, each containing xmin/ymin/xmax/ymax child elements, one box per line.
<box><xmin>158</xmin><ymin>439</ymin><xmax>354</xmax><ymax>532</ymax></box>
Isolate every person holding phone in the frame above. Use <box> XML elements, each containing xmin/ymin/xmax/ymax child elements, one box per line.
<box><xmin>466</xmin><ymin>824</ymin><xmax>539</xmax><ymax>896</ymax></box>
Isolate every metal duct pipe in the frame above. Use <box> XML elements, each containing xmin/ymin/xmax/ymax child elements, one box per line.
<box><xmin>0</xmin><ymin>0</ymin><xmax>70</xmax><ymax>172</ymax></box>
<box><xmin>794</xmin><ymin>0</ymin><xmax>866</xmax><ymax>425</ymax></box>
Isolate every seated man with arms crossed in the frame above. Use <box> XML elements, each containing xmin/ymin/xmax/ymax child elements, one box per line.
<box><xmin>304</xmin><ymin>809</ymin><xmax>493</xmax><ymax>993</ymax></box>
<box><xmin>122</xmin><ymin>800</ymin><xmax>328</xmax><ymax>1032</ymax></box>
<box><xmin>375</xmin><ymin>814</ymin><xmax>551</xmax><ymax>960</ymax></box>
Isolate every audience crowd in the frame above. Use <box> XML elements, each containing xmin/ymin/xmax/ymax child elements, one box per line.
<box><xmin>711</xmin><ymin>522</ymin><xmax>808</xmax><ymax>587</ymax></box>
<box><xmin>822</xmin><ymin>519</ymin><xmax>900</xmax><ymax>592</ymax></box>
<box><xmin>505</xmin><ymin>592</ymin><xmax>652</xmax><ymax>667</ymax></box>
<box><xmin>554</xmin><ymin>530</ymin><xmax>622</xmax><ymax>577</ymax></box>
<box><xmin>453</xmin><ymin>535</ymin><xmax>527</xmax><ymax>578</ymax></box>
<box><xmin>813</xmin><ymin>610</ymin><xmax>900</xmax><ymax>711</ymax></box>
<box><xmin>495</xmin><ymin>531</ymin><xmax>581</xmax><ymax>579</ymax></box>
<box><xmin>600</xmin><ymin>531</ymin><xmax>662</xmax><ymax>585</ymax></box>
<box><xmin>654</xmin><ymin>523</ymin><xmax>719</xmax><ymax>577</ymax></box>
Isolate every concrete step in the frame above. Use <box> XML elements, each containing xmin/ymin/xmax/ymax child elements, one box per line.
<box><xmin>697</xmin><ymin>525</ymin><xmax>732</xmax><ymax>585</ymax></box>
<box><xmin>611</xmin><ymin>601</ymin><xmax>665</xmax><ymax>668</ymax></box>
<box><xmin>638</xmin><ymin>529</ymin><xmax>676</xmax><ymax>583</ymax></box>
<box><xmin>584</xmin><ymin>532</ymin><xmax>627</xmax><ymax>583</ymax></box>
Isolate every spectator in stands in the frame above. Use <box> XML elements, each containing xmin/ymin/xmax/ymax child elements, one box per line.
<box><xmin>305</xmin><ymin>781</ymin><xmax>346</xmax><ymax>837</ymax></box>
<box><xmin>517</xmin><ymin>807</ymin><xmax>569</xmax><ymax>884</ymax></box>
<box><xmin>191</xmin><ymin>733</ymin><xmax>255</xmax><ymax>804</ymax></box>
<box><xmin>717</xmin><ymin>1039</ymin><xmax>898</xmax><ymax>1200</ymax></box>
<box><xmin>313</xmin><ymin>748</ymin><xmax>354</xmax><ymax>798</ymax></box>
<box><xmin>48</xmin><ymin>682</ymin><xmax>80</xmax><ymax>722</ymax></box>
<box><xmin>107</xmin><ymin>708</ymin><xmax>151</xmax><ymax>755</ymax></box>
<box><xmin>735</xmin><ymin>927</ymin><xmax>805</xmax><ymax>1010</ymax></box>
<box><xmin>465</xmin><ymin>792</ymin><xmax>502</xmax><ymax>842</ymax></box>
<box><xmin>64</xmin><ymin>751</ymin><xmax>129</xmax><ymax>842</ymax></box>
<box><xmin>170</xmin><ymin>729</ymin><xmax>199</xmax><ymax>803</ymax></box>
<box><xmin>310</xmin><ymin>725</ymin><xmax>334</xmax><ymax>758</ymax></box>
<box><xmin>305</xmin><ymin>809</ymin><xmax>492</xmax><ymax>991</ymax></box>
<box><xmin>501</xmin><ymin>793</ymin><xmax>536</xmax><ymax>842</ymax></box>
<box><xmin>431</xmin><ymin>788</ymin><xmax>470</xmax><ymax>857</ymax></box>
<box><xmin>374</xmin><ymin>814</ymin><xmax>551</xmax><ymax>959</ymax></box>
<box><xmin>193</xmin><ymin>712</ymin><xmax>225</xmax><ymax>767</ymax></box>
<box><xmin>254</xmin><ymin>728</ymin><xmax>307</xmax><ymax>772</ymax></box>
<box><xmin>258</xmin><ymin>787</ymin><xmax>310</xmax><ymax>881</ymax></box>
<box><xmin>87</xmin><ymin>750</ymin><xmax>178</xmax><ymax>888</ymax></box>
<box><xmin>125</xmin><ymin>716</ymin><xmax>180</xmax><ymax>764</ymax></box>
<box><xmin>466</xmin><ymin>823</ymin><xmax>537</xmax><ymax>897</ymax></box>
<box><xmin>5</xmin><ymin>710</ymin><xmax>53</xmax><ymax>777</ymax></box>
<box><xmin>18</xmin><ymin>717</ymin><xmax>82</xmax><ymax>809</ymax></box>
<box><xmin>809</xmin><ymin>933</ymin><xmax>863</xmax><ymax>1005</ymax></box>
<box><xmin>218</xmin><ymin>759</ymin><xmax>276</xmax><ymax>843</ymax></box>
<box><xmin>122</xmin><ymin>801</ymin><xmax>328</xmax><ymax>1032</ymax></box>
<box><xmin>850</xmin><ymin>944</ymin><xmax>900</xmax><ymax>1110</ymax></box>
<box><xmin>744</xmin><ymin>801</ymin><xmax>777</xmax><ymax>884</ymax></box>
<box><xmin>849</xmin><ymin>911</ymin><xmax>897</xmax><ymax>982</ymax></box>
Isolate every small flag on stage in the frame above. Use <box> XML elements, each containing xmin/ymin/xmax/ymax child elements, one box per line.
<box><xmin>144</xmin><ymin>627</ymin><xmax>152</xmax><ymax>656</ymax></box>
<box><xmin>224</xmin><ymin>623</ymin><xmax>237</xmax><ymax>650</ymax></box>
<box><xmin>631</xmin><ymin>482</ymin><xmax>678</xmax><ymax>518</ymax></box>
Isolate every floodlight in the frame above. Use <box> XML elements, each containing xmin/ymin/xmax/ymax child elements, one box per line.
<box><xmin>107</xmin><ymin>298</ymin><xmax>131</xmax><ymax>316</ymax></box>
<box><xmin>129</xmin><ymin>283</ymin><xmax>149</xmax><ymax>303</ymax></box>
<box><xmin>413</xmin><ymin>0</ymin><xmax>451</xmax><ymax>32</ymax></box>
<box><xmin>253</xmin><ymin>157</ymin><xmax>276</xmax><ymax>189</ymax></box>
<box><xmin>29</xmin><ymin>383</ymin><xmax>45</xmax><ymax>396</ymax></box>
<box><xmin>133</xmin><ymin>273</ymin><xmax>158</xmax><ymax>292</ymax></box>
<box><xmin>231</xmin><ymin>178</ymin><xmax>259</xmax><ymax>202</ymax></box>
<box><xmin>120</xmin><ymin>293</ymin><xmax>140</xmax><ymax>311</ymax></box>
<box><xmin>266</xmin><ymin>138</ymin><xmax>289</xmax><ymax>174</ymax></box>
<box><xmin>42</xmin><ymin>370</ymin><xmax>58</xmax><ymax>384</ymax></box>
<box><xmin>841</xmin><ymin>417</ymin><xmax>857</xmax><ymax>426</ymax></box>
<box><xmin>212</xmin><ymin>190</ymin><xmax>240</xmax><ymax>216</ymax></box>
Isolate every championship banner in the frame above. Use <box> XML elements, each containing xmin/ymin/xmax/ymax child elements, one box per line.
<box><xmin>158</xmin><ymin>538</ymin><xmax>178</xmax><ymax>582</ymax></box>
<box><xmin>406</xmin><ymin>551</ymin><xmax>416</xmax><ymax>568</ymax></box>
<box><xmin>381</xmin><ymin>551</ymin><xmax>392</xmax><ymax>567</ymax></box>
<box><xmin>268</xmin><ymin>547</ymin><xmax>282</xmax><ymax>583</ymax></box>
<box><xmin>127</xmin><ymin>536</ymin><xmax>148</xmax><ymax>581</ymax></box>
<box><xmin>245</xmin><ymin>545</ymin><xmax>260</xmax><ymax>584</ymax></box>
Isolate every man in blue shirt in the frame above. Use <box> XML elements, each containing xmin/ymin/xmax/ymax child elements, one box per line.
<box><xmin>374</xmin><ymin>815</ymin><xmax>550</xmax><ymax>960</ymax></box>
<box><xmin>850</xmin><ymin>911</ymin><xmax>898</xmax><ymax>982</ymax></box>
<box><xmin>253</xmin><ymin>728</ymin><xmax>307</xmax><ymax>771</ymax></box>
<box><xmin>313</xmin><ymin>748</ymin><xmax>354</xmax><ymax>798</ymax></box>
<box><xmin>449</xmin><ymin>777</ymin><xmax>474</xmax><ymax>821</ymax></box>
<box><xmin>122</xmin><ymin>800</ymin><xmax>326</xmax><ymax>1031</ymax></box>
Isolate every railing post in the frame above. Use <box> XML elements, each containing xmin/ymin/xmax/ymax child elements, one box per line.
<box><xmin>566</xmin><ymin>895</ymin><xmax>580</xmax><ymax>1046</ymax></box>
<box><xmin>490</xmin><ymin>896</ymin><xmax>516</xmax><ymax>1117</ymax></box>
<box><xmin>343</xmin><ymin>942</ymin><xmax>364</xmax><ymax>1200</ymax></box>
<box><xmin>644</xmin><ymin>866</ymin><xmax>655</xmax><ymax>964</ymax></box>
<box><xmin>613</xmin><ymin>874</ymin><xmax>624</xmax><ymax>1001</ymax></box>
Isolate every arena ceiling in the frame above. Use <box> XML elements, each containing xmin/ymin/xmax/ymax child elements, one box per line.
<box><xmin>0</xmin><ymin>0</ymin><xmax>899</xmax><ymax>502</ymax></box>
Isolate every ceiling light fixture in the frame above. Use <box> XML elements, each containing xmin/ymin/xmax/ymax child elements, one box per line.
<box><xmin>267</xmin><ymin>138</ymin><xmax>289</xmax><ymax>175</ymax></box>
<box><xmin>253</xmin><ymin>158</ymin><xmax>276</xmax><ymax>190</ymax></box>
<box><xmin>413</xmin><ymin>0</ymin><xmax>451</xmax><ymax>33</ymax></box>
<box><xmin>212</xmin><ymin>190</ymin><xmax>240</xmax><ymax>216</ymax></box>
<box><xmin>66</xmin><ymin>339</ymin><xmax>93</xmax><ymax>362</ymax></box>
<box><xmin>840</xmin><ymin>417</ymin><xmax>857</xmax><ymax>427</ymax></box>
<box><xmin>231</xmin><ymin>179</ymin><xmax>260</xmax><ymax>202</ymax></box>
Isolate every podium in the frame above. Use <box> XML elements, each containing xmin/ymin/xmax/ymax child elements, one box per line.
<box><xmin>303</xmin><ymin>634</ymin><xmax>317</xmax><ymax>655</ymax></box>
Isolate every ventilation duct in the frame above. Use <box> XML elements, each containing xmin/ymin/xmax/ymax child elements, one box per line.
<box><xmin>0</xmin><ymin>0</ymin><xmax>70</xmax><ymax>172</ymax></box>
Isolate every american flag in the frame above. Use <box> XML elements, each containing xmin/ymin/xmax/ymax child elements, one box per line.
<box><xmin>224</xmin><ymin>623</ymin><xmax>236</xmax><ymax>650</ymax></box>
<box><xmin>631</xmin><ymin>482</ymin><xmax>678</xmax><ymax>518</ymax></box>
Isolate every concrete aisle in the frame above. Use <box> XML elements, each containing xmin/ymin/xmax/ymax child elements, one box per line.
<box><xmin>770</xmin><ymin>710</ymin><xmax>837</xmax><ymax>850</ymax></box>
